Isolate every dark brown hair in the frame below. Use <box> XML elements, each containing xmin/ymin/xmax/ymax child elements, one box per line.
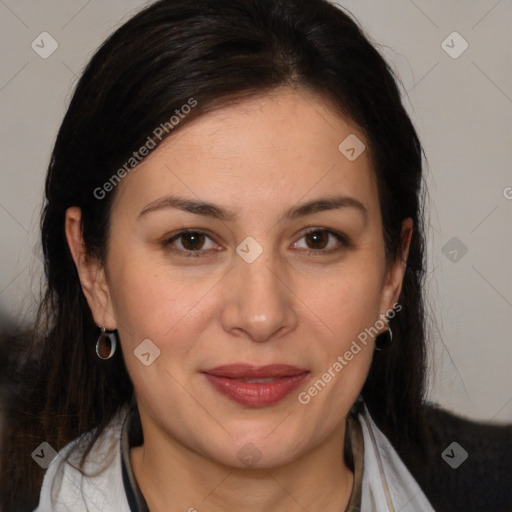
<box><xmin>0</xmin><ymin>0</ymin><xmax>431</xmax><ymax>509</ymax></box>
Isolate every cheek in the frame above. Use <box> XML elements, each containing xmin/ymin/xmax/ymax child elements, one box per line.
<box><xmin>108</xmin><ymin>263</ymin><xmax>208</xmax><ymax>408</ymax></box>
<box><xmin>294</xmin><ymin>271</ymin><xmax>382</xmax><ymax>427</ymax></box>
<box><xmin>300</xmin><ymin>260</ymin><xmax>383</xmax><ymax>381</ymax></box>
<box><xmin>106</xmin><ymin>251</ymin><xmax>229</xmax><ymax>395</ymax></box>
<box><xmin>310</xmin><ymin>263</ymin><xmax>384</xmax><ymax>338</ymax></box>
<box><xmin>106</xmin><ymin>248</ymin><xmax>202</xmax><ymax>352</ymax></box>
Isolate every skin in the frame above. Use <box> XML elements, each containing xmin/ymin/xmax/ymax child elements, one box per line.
<box><xmin>66</xmin><ymin>86</ymin><xmax>412</xmax><ymax>512</ymax></box>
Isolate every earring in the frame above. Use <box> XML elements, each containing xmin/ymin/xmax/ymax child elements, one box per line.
<box><xmin>96</xmin><ymin>326</ymin><xmax>117</xmax><ymax>360</ymax></box>
<box><xmin>375</xmin><ymin>324</ymin><xmax>393</xmax><ymax>351</ymax></box>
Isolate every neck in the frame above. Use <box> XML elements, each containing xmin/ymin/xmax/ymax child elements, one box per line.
<box><xmin>130</xmin><ymin>418</ymin><xmax>354</xmax><ymax>512</ymax></box>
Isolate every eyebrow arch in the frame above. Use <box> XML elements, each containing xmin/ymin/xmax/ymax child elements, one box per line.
<box><xmin>137</xmin><ymin>194</ymin><xmax>368</xmax><ymax>223</ymax></box>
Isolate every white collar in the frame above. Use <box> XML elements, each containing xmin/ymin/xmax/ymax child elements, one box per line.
<box><xmin>358</xmin><ymin>402</ymin><xmax>436</xmax><ymax>511</ymax></box>
<box><xmin>34</xmin><ymin>403</ymin><xmax>436</xmax><ymax>511</ymax></box>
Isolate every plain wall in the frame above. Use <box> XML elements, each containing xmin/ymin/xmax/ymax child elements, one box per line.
<box><xmin>0</xmin><ymin>0</ymin><xmax>511</xmax><ymax>423</ymax></box>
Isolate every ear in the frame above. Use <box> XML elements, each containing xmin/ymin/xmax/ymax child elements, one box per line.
<box><xmin>378</xmin><ymin>217</ymin><xmax>413</xmax><ymax>319</ymax></box>
<box><xmin>65</xmin><ymin>207</ymin><xmax>117</xmax><ymax>330</ymax></box>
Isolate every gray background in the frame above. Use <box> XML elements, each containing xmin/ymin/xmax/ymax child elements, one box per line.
<box><xmin>0</xmin><ymin>0</ymin><xmax>511</xmax><ymax>423</ymax></box>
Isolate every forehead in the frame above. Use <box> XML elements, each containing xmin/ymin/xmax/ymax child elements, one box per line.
<box><xmin>112</xmin><ymin>87</ymin><xmax>377</xmax><ymax>217</ymax></box>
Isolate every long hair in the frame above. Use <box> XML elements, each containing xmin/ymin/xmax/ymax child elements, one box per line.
<box><xmin>0</xmin><ymin>0</ymin><xmax>430</xmax><ymax>509</ymax></box>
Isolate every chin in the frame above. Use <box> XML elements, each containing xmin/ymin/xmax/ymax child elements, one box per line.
<box><xmin>202</xmin><ymin>434</ymin><xmax>306</xmax><ymax>470</ymax></box>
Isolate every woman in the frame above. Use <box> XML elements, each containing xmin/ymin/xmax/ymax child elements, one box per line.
<box><xmin>0</xmin><ymin>0</ymin><xmax>443</xmax><ymax>510</ymax></box>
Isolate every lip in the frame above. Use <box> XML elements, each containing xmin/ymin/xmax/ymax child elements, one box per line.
<box><xmin>203</xmin><ymin>364</ymin><xmax>309</xmax><ymax>379</ymax></box>
<box><xmin>201</xmin><ymin>364</ymin><xmax>310</xmax><ymax>407</ymax></box>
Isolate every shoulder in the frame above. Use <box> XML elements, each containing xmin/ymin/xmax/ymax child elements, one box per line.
<box><xmin>33</xmin><ymin>407</ymin><xmax>132</xmax><ymax>512</ymax></box>
<box><xmin>400</xmin><ymin>403</ymin><xmax>512</xmax><ymax>512</ymax></box>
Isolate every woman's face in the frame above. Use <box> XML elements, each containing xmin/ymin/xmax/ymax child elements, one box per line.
<box><xmin>75</xmin><ymin>87</ymin><xmax>409</xmax><ymax>468</ymax></box>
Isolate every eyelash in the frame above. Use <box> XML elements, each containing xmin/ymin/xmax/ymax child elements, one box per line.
<box><xmin>162</xmin><ymin>228</ymin><xmax>351</xmax><ymax>258</ymax></box>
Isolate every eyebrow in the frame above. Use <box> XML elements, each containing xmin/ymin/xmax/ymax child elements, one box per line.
<box><xmin>138</xmin><ymin>193</ymin><xmax>368</xmax><ymax>223</ymax></box>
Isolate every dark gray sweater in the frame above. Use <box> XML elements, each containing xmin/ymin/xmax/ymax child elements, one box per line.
<box><xmin>400</xmin><ymin>405</ymin><xmax>512</xmax><ymax>512</ymax></box>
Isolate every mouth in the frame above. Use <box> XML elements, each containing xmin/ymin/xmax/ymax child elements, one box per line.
<box><xmin>201</xmin><ymin>364</ymin><xmax>310</xmax><ymax>407</ymax></box>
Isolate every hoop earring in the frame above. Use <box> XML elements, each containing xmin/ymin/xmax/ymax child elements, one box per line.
<box><xmin>96</xmin><ymin>326</ymin><xmax>117</xmax><ymax>360</ymax></box>
<box><xmin>375</xmin><ymin>324</ymin><xmax>392</xmax><ymax>351</ymax></box>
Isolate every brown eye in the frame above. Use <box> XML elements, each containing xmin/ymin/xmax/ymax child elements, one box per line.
<box><xmin>179</xmin><ymin>231</ymin><xmax>206</xmax><ymax>251</ymax></box>
<box><xmin>304</xmin><ymin>230</ymin><xmax>329</xmax><ymax>250</ymax></box>
<box><xmin>294</xmin><ymin>228</ymin><xmax>350</xmax><ymax>255</ymax></box>
<box><xmin>163</xmin><ymin>230</ymin><xmax>218</xmax><ymax>257</ymax></box>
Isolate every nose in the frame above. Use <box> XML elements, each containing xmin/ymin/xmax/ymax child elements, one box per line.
<box><xmin>220</xmin><ymin>246</ymin><xmax>298</xmax><ymax>343</ymax></box>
